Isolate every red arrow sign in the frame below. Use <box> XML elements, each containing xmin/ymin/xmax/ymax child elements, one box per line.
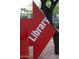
<box><xmin>32</xmin><ymin>2</ymin><xmax>56</xmax><ymax>59</ymax></box>
<box><xmin>20</xmin><ymin>1</ymin><xmax>56</xmax><ymax>59</ymax></box>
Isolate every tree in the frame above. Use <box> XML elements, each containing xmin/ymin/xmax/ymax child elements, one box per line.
<box><xmin>41</xmin><ymin>0</ymin><xmax>59</xmax><ymax>26</ymax></box>
<box><xmin>41</xmin><ymin>0</ymin><xmax>59</xmax><ymax>55</ymax></box>
<box><xmin>53</xmin><ymin>2</ymin><xmax>59</xmax><ymax>17</ymax></box>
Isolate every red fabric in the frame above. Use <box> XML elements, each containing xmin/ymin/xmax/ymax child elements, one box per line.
<box><xmin>20</xmin><ymin>1</ymin><xmax>56</xmax><ymax>59</ymax></box>
<box><xmin>20</xmin><ymin>39</ymin><xmax>29</xmax><ymax>59</ymax></box>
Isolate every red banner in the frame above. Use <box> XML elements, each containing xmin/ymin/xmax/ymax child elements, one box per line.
<box><xmin>20</xmin><ymin>1</ymin><xmax>56</xmax><ymax>59</ymax></box>
<box><xmin>32</xmin><ymin>2</ymin><xmax>56</xmax><ymax>59</ymax></box>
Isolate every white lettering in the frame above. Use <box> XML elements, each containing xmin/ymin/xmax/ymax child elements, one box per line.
<box><xmin>28</xmin><ymin>17</ymin><xmax>50</xmax><ymax>42</ymax></box>
<box><xmin>28</xmin><ymin>36</ymin><xmax>36</xmax><ymax>42</ymax></box>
